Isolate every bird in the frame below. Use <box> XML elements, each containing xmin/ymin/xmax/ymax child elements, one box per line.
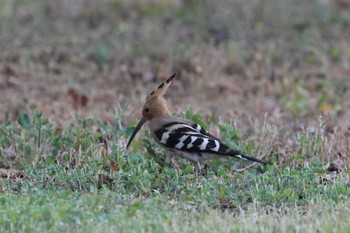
<box><xmin>126</xmin><ymin>73</ymin><xmax>268</xmax><ymax>173</ymax></box>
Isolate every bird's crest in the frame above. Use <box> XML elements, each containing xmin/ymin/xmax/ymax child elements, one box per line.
<box><xmin>146</xmin><ymin>73</ymin><xmax>176</xmax><ymax>101</ymax></box>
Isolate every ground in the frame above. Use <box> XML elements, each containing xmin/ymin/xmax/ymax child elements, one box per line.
<box><xmin>1</xmin><ymin>0</ymin><xmax>350</xmax><ymax>232</ymax></box>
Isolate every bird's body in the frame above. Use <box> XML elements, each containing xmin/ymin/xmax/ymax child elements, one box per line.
<box><xmin>127</xmin><ymin>74</ymin><xmax>267</xmax><ymax>173</ymax></box>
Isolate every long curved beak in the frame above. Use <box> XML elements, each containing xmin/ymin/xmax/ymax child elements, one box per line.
<box><xmin>126</xmin><ymin>117</ymin><xmax>147</xmax><ymax>149</ymax></box>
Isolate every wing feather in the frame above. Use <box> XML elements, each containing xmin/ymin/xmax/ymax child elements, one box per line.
<box><xmin>154</xmin><ymin>122</ymin><xmax>230</xmax><ymax>155</ymax></box>
<box><xmin>190</xmin><ymin>122</ymin><xmax>225</xmax><ymax>144</ymax></box>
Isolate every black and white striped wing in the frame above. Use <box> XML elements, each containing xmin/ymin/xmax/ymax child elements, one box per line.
<box><xmin>189</xmin><ymin>122</ymin><xmax>225</xmax><ymax>144</ymax></box>
<box><xmin>154</xmin><ymin>122</ymin><xmax>230</xmax><ymax>155</ymax></box>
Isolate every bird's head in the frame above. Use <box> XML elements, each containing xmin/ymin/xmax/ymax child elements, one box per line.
<box><xmin>126</xmin><ymin>73</ymin><xmax>176</xmax><ymax>149</ymax></box>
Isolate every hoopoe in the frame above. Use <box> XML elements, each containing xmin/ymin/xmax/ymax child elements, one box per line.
<box><xmin>126</xmin><ymin>73</ymin><xmax>268</xmax><ymax>173</ymax></box>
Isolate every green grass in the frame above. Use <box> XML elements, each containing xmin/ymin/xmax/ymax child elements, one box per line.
<box><xmin>1</xmin><ymin>0</ymin><xmax>350</xmax><ymax>232</ymax></box>
<box><xmin>1</xmin><ymin>110</ymin><xmax>350</xmax><ymax>232</ymax></box>
<box><xmin>0</xmin><ymin>190</ymin><xmax>349</xmax><ymax>233</ymax></box>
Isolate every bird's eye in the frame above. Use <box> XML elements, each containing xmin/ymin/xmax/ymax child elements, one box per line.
<box><xmin>144</xmin><ymin>108</ymin><xmax>149</xmax><ymax>113</ymax></box>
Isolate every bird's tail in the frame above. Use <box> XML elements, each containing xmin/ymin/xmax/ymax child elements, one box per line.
<box><xmin>229</xmin><ymin>150</ymin><xmax>268</xmax><ymax>165</ymax></box>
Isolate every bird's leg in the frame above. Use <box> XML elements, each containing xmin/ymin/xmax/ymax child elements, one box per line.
<box><xmin>165</xmin><ymin>153</ymin><xmax>180</xmax><ymax>170</ymax></box>
<box><xmin>165</xmin><ymin>153</ymin><xmax>172</xmax><ymax>164</ymax></box>
<box><xmin>192</xmin><ymin>161</ymin><xmax>202</xmax><ymax>176</ymax></box>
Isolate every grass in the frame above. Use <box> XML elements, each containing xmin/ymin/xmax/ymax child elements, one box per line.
<box><xmin>1</xmin><ymin>191</ymin><xmax>349</xmax><ymax>232</ymax></box>
<box><xmin>1</xmin><ymin>0</ymin><xmax>350</xmax><ymax>232</ymax></box>
<box><xmin>1</xmin><ymin>110</ymin><xmax>350</xmax><ymax>232</ymax></box>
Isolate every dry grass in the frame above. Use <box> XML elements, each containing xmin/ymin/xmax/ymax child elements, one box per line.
<box><xmin>1</xmin><ymin>2</ymin><xmax>350</xmax><ymax>231</ymax></box>
<box><xmin>3</xmin><ymin>0</ymin><xmax>349</xmax><ymax>167</ymax></box>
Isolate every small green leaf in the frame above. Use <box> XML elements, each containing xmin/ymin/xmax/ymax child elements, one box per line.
<box><xmin>218</xmin><ymin>168</ymin><xmax>226</xmax><ymax>177</ymax></box>
<box><xmin>219</xmin><ymin>185</ymin><xmax>227</xmax><ymax>198</ymax></box>
<box><xmin>45</xmin><ymin>157</ymin><xmax>55</xmax><ymax>165</ymax></box>
<box><xmin>283</xmin><ymin>187</ymin><xmax>292</xmax><ymax>197</ymax></box>
<box><xmin>245</xmin><ymin>141</ymin><xmax>256</xmax><ymax>154</ymax></box>
<box><xmin>185</xmin><ymin>109</ymin><xmax>192</xmax><ymax>119</ymax></box>
<box><xmin>92</xmin><ymin>43</ymin><xmax>110</xmax><ymax>67</ymax></box>
<box><xmin>243</xmin><ymin>170</ymin><xmax>249</xmax><ymax>177</ymax></box>
<box><xmin>331</xmin><ymin>47</ymin><xmax>340</xmax><ymax>61</ymax></box>
<box><xmin>313</xmin><ymin>168</ymin><xmax>327</xmax><ymax>174</ymax></box>
<box><xmin>130</xmin><ymin>201</ymin><xmax>143</xmax><ymax>214</ymax></box>
<box><xmin>131</xmin><ymin>139</ymin><xmax>141</xmax><ymax>153</ymax></box>
<box><xmin>18</xmin><ymin>113</ymin><xmax>31</xmax><ymax>130</ymax></box>
<box><xmin>182</xmin><ymin>166</ymin><xmax>194</xmax><ymax>174</ymax></box>
<box><xmin>207</xmin><ymin>112</ymin><xmax>216</xmax><ymax>129</ymax></box>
